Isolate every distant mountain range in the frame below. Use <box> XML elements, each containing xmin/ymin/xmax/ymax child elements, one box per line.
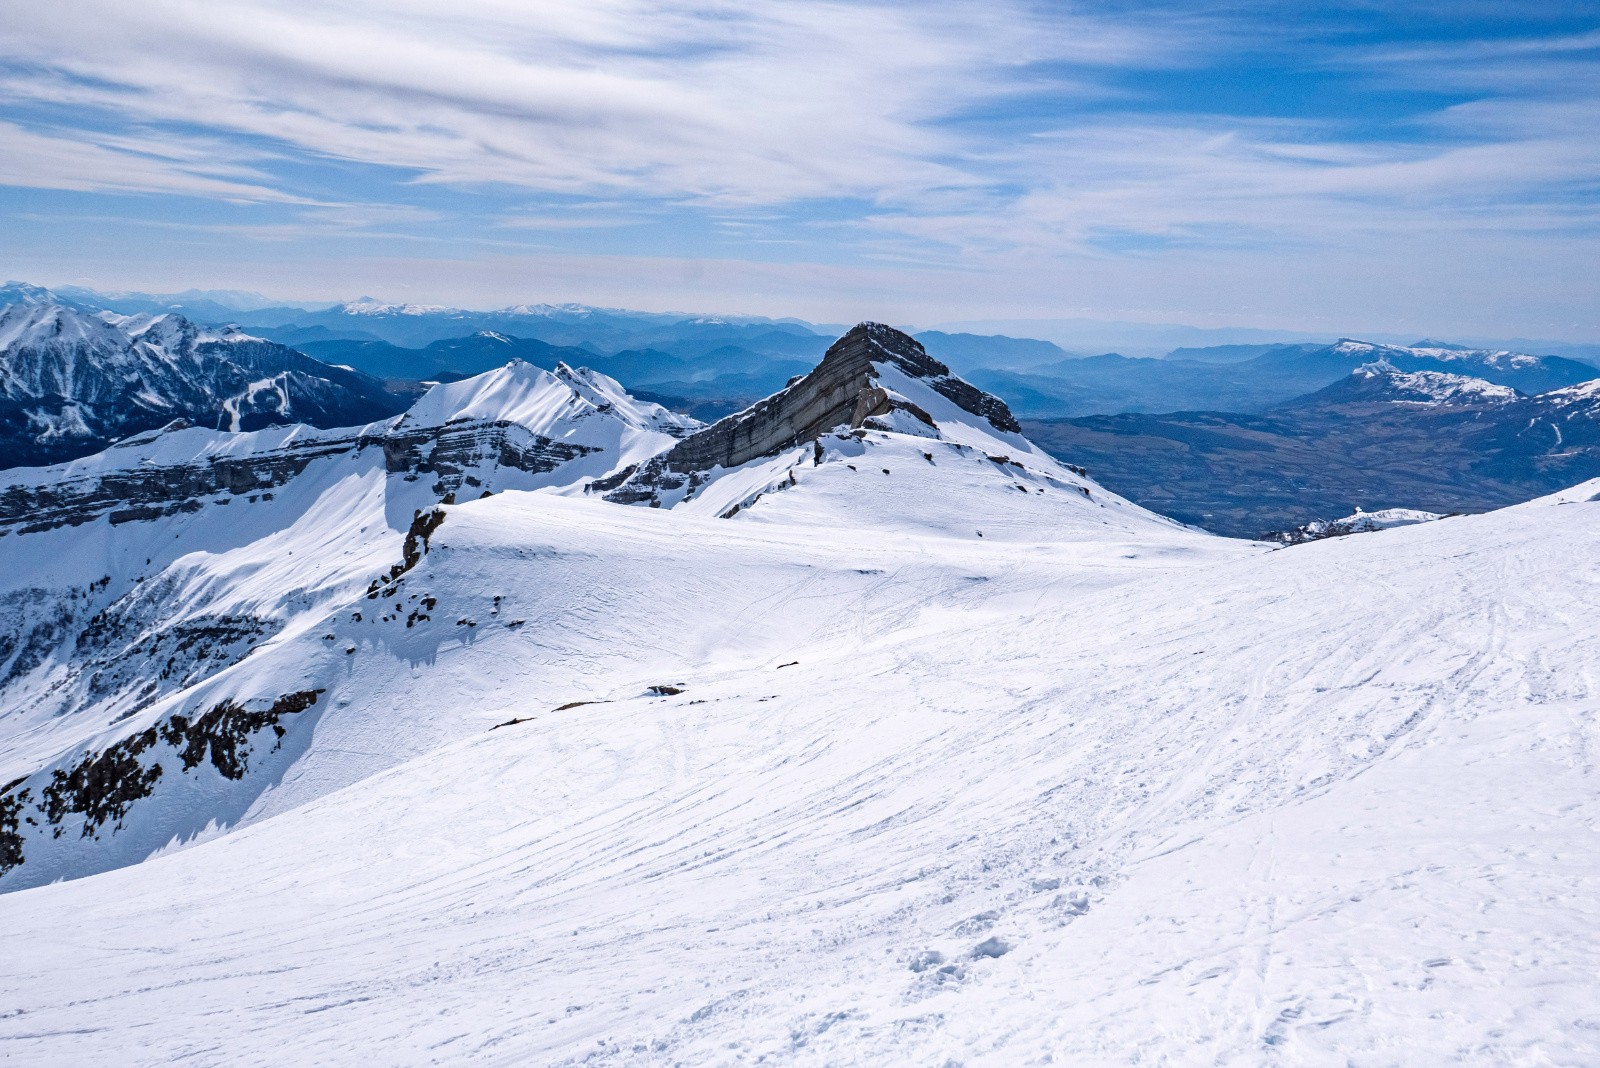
<box><xmin>0</xmin><ymin>283</ymin><xmax>406</xmax><ymax>468</ymax></box>
<box><xmin>971</xmin><ymin>338</ymin><xmax>1599</xmax><ymax>418</ymax></box>
<box><xmin>1023</xmin><ymin>360</ymin><xmax>1600</xmax><ymax>538</ymax></box>
<box><xmin>6</xmin><ymin>280</ymin><xmax>1600</xmax><ymax>544</ymax></box>
<box><xmin>28</xmin><ymin>282</ymin><xmax>1600</xmax><ymax>418</ymax></box>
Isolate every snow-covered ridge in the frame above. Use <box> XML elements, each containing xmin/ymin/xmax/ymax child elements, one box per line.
<box><xmin>0</xmin><ymin>359</ymin><xmax>702</xmax><ymax>538</ymax></box>
<box><xmin>1279</xmin><ymin>506</ymin><xmax>1446</xmax><ymax>543</ymax></box>
<box><xmin>397</xmin><ymin>359</ymin><xmax>695</xmax><ymax>440</ymax></box>
<box><xmin>1541</xmin><ymin>378</ymin><xmax>1600</xmax><ymax>409</ymax></box>
<box><xmin>339</xmin><ymin>298</ymin><xmax>451</xmax><ymax>316</ymax></box>
<box><xmin>0</xmin><ymin>280</ymin><xmax>61</xmax><ymax>307</ymax></box>
<box><xmin>604</xmin><ymin>322</ymin><xmax>1043</xmax><ymax>508</ymax></box>
<box><xmin>104</xmin><ymin>310</ymin><xmax>269</xmax><ymax>348</ymax></box>
<box><xmin>498</xmin><ymin>302</ymin><xmax>598</xmax><ymax>318</ymax></box>
<box><xmin>1350</xmin><ymin>360</ymin><xmax>1521</xmax><ymax>404</ymax></box>
<box><xmin>0</xmin><ymin>288</ymin><xmax>405</xmax><ymax>467</ymax></box>
<box><xmin>0</xmin><ymin>295</ymin><xmax>126</xmax><ymax>351</ymax></box>
<box><xmin>589</xmin><ymin>323</ymin><xmax>1173</xmax><ymax>540</ymax></box>
<box><xmin>1332</xmin><ymin>337</ymin><xmax>1543</xmax><ymax>370</ymax></box>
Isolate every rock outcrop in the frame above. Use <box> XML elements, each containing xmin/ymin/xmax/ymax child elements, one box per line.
<box><xmin>0</xmin><ymin>360</ymin><xmax>696</xmax><ymax>535</ymax></box>
<box><xmin>603</xmin><ymin>322</ymin><xmax>1021</xmax><ymax>505</ymax></box>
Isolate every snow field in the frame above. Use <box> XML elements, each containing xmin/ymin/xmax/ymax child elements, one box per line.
<box><xmin>2</xmin><ymin>477</ymin><xmax>1597</xmax><ymax>1063</ymax></box>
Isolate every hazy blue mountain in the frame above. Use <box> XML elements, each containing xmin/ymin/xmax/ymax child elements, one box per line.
<box><xmin>913</xmin><ymin>331</ymin><xmax>1078</xmax><ymax>373</ymax></box>
<box><xmin>1163</xmin><ymin>342</ymin><xmax>1323</xmax><ymax>364</ymax></box>
<box><xmin>299</xmin><ymin>332</ymin><xmax>595</xmax><ymax>381</ymax></box>
<box><xmin>972</xmin><ymin>339</ymin><xmax>1598</xmax><ymax>418</ymax></box>
<box><xmin>927</xmin><ymin>317</ymin><xmax>1337</xmax><ymax>358</ymax></box>
<box><xmin>55</xmin><ymin>286</ymin><xmax>329</xmax><ymax>312</ymax></box>
<box><xmin>298</xmin><ymin>332</ymin><xmax>815</xmax><ymax>413</ymax></box>
<box><xmin>1022</xmin><ymin>362</ymin><xmax>1600</xmax><ymax>537</ymax></box>
<box><xmin>225</xmin><ymin>300</ymin><xmax>830</xmax><ymax>354</ymax></box>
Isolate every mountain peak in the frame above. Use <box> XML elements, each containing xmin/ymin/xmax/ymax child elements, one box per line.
<box><xmin>1328</xmin><ymin>361</ymin><xmax>1522</xmax><ymax>406</ymax></box>
<box><xmin>399</xmin><ymin>359</ymin><xmax>697</xmax><ymax>440</ymax></box>
<box><xmin>0</xmin><ymin>280</ymin><xmax>62</xmax><ymax>307</ymax></box>
<box><xmin>0</xmin><ymin>294</ymin><xmax>127</xmax><ymax>352</ymax></box>
<box><xmin>0</xmin><ymin>290</ymin><xmax>404</xmax><ymax>466</ymax></box>
<box><xmin>340</xmin><ymin>298</ymin><xmax>450</xmax><ymax>316</ymax></box>
<box><xmin>600</xmin><ymin>322</ymin><xmax>1032</xmax><ymax>507</ymax></box>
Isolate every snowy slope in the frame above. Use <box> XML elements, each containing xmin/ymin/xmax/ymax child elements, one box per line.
<box><xmin>0</xmin><ymin>361</ymin><xmax>702</xmax><ymax>886</ymax></box>
<box><xmin>0</xmin><ymin>475</ymin><xmax>1596</xmax><ymax>1063</ymax></box>
<box><xmin>1539</xmin><ymin>378</ymin><xmax>1600</xmax><ymax>416</ymax></box>
<box><xmin>1343</xmin><ymin>360</ymin><xmax>1522</xmax><ymax>405</ymax></box>
<box><xmin>398</xmin><ymin>359</ymin><xmax>696</xmax><ymax>479</ymax></box>
<box><xmin>3</xmin><ymin>324</ymin><xmax>1600</xmax><ymax>1065</ymax></box>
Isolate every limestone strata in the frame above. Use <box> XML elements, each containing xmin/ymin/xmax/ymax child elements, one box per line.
<box><xmin>0</xmin><ymin>419</ymin><xmax>597</xmax><ymax>535</ymax></box>
<box><xmin>606</xmin><ymin>322</ymin><xmax>1021</xmax><ymax>504</ymax></box>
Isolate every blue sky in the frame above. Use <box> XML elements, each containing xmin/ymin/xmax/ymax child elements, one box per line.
<box><xmin>1</xmin><ymin>1</ymin><xmax>1597</xmax><ymax>338</ymax></box>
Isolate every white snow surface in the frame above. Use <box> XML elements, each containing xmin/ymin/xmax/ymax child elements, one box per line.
<box><xmin>1332</xmin><ymin>337</ymin><xmax>1543</xmax><ymax>370</ymax></box>
<box><xmin>3</xmin><ymin>371</ymin><xmax>1600</xmax><ymax>1062</ymax></box>
<box><xmin>1542</xmin><ymin>378</ymin><xmax>1600</xmax><ymax>411</ymax></box>
<box><xmin>1351</xmin><ymin>361</ymin><xmax>1521</xmax><ymax>404</ymax></box>
<box><xmin>399</xmin><ymin>359</ymin><xmax>694</xmax><ymax>441</ymax></box>
<box><xmin>1332</xmin><ymin>506</ymin><xmax>1444</xmax><ymax>528</ymax></box>
<box><xmin>1303</xmin><ymin>506</ymin><xmax>1447</xmax><ymax>538</ymax></box>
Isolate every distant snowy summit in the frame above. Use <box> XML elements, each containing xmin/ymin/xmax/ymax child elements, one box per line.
<box><xmin>1276</xmin><ymin>507</ymin><xmax>1447</xmax><ymax>545</ymax></box>
<box><xmin>1311</xmin><ymin>358</ymin><xmax>1600</xmax><ymax>450</ymax></box>
<box><xmin>338</xmin><ymin>297</ymin><xmax>452</xmax><ymax>317</ymax></box>
<box><xmin>1338</xmin><ymin>360</ymin><xmax>1522</xmax><ymax>405</ymax></box>
<box><xmin>0</xmin><ymin>282</ymin><xmax>405</xmax><ymax>468</ymax></box>
<box><xmin>1323</xmin><ymin>338</ymin><xmax>1591</xmax><ymax>395</ymax></box>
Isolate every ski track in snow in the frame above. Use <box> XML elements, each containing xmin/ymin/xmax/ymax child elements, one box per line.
<box><xmin>1</xmin><ymin>479</ymin><xmax>1598</xmax><ymax>1064</ymax></box>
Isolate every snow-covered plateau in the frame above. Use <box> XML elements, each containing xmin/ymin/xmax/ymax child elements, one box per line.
<box><xmin>2</xmin><ymin>324</ymin><xmax>1598</xmax><ymax>1065</ymax></box>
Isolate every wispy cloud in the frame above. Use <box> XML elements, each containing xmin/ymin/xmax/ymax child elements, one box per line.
<box><xmin>0</xmin><ymin>1</ymin><xmax>1175</xmax><ymax>206</ymax></box>
<box><xmin>0</xmin><ymin>1</ymin><xmax>1596</xmax><ymax>335</ymax></box>
<box><xmin>0</xmin><ymin>120</ymin><xmax>316</xmax><ymax>202</ymax></box>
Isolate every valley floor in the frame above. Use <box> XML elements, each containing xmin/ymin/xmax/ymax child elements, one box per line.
<box><xmin>3</xmin><ymin>482</ymin><xmax>1600</xmax><ymax>1064</ymax></box>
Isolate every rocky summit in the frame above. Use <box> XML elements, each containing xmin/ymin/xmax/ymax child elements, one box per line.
<box><xmin>602</xmin><ymin>322</ymin><xmax>1023</xmax><ymax>505</ymax></box>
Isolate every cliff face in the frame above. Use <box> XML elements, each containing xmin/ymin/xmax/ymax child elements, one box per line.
<box><xmin>605</xmin><ymin>322</ymin><xmax>1021</xmax><ymax>504</ymax></box>
<box><xmin>0</xmin><ymin>428</ymin><xmax>365</xmax><ymax>533</ymax></box>
<box><xmin>0</xmin><ymin>421</ymin><xmax>605</xmax><ymax>535</ymax></box>
<box><xmin>0</xmin><ymin>361</ymin><xmax>693</xmax><ymax>536</ymax></box>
